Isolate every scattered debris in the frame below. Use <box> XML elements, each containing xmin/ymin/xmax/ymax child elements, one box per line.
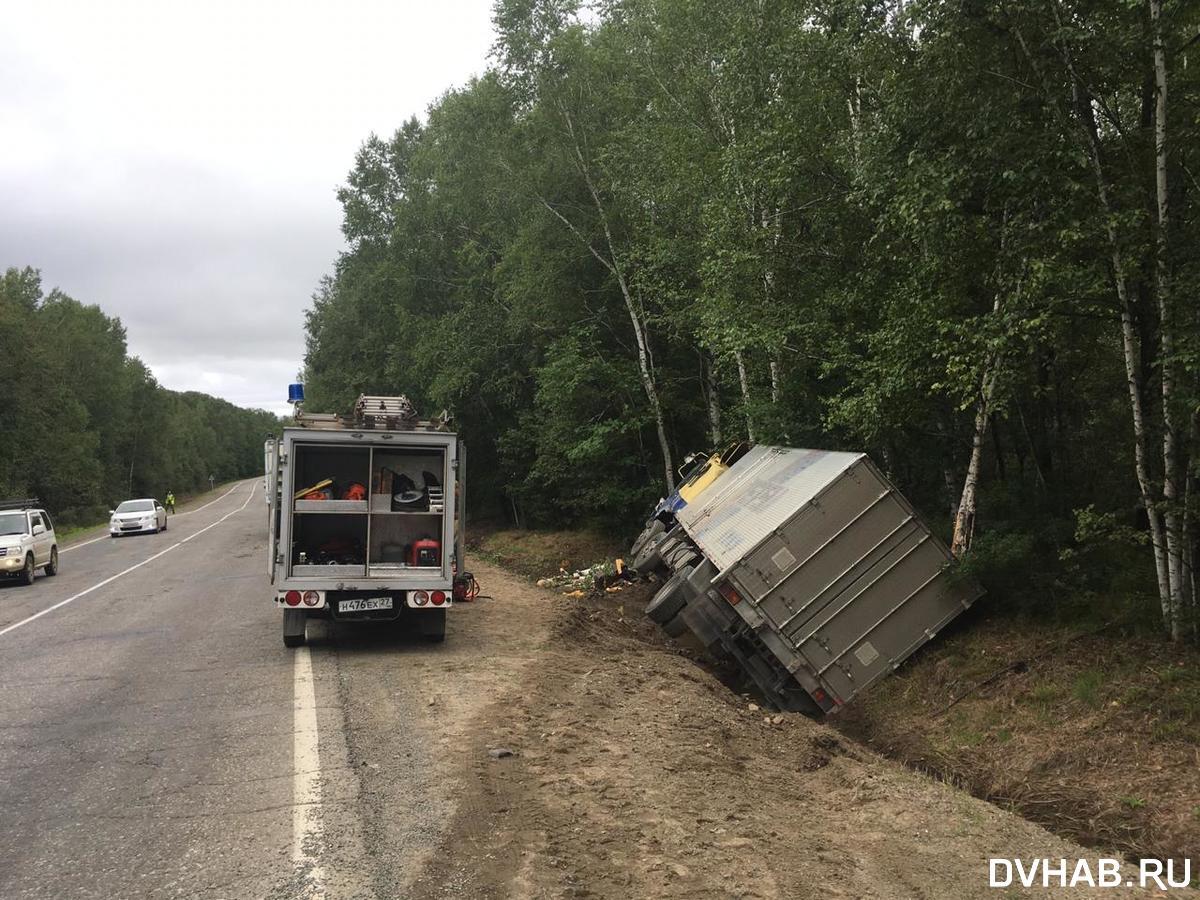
<box><xmin>534</xmin><ymin>559</ymin><xmax>638</xmax><ymax>594</ymax></box>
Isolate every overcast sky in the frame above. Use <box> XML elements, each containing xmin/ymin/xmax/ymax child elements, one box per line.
<box><xmin>2</xmin><ymin>0</ymin><xmax>496</xmax><ymax>415</ymax></box>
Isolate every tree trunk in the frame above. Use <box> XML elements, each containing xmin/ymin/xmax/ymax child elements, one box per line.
<box><xmin>1151</xmin><ymin>0</ymin><xmax>1185</xmax><ymax>640</ymax></box>
<box><xmin>944</xmin><ymin>465</ymin><xmax>959</xmax><ymax>521</ymax></box>
<box><xmin>1079</xmin><ymin>89</ymin><xmax>1172</xmax><ymax>621</ymax></box>
<box><xmin>847</xmin><ymin>75</ymin><xmax>862</xmax><ymax>167</ymax></box>
<box><xmin>952</xmin><ymin>303</ymin><xmax>1003</xmax><ymax>557</ymax></box>
<box><xmin>735</xmin><ymin>350</ymin><xmax>755</xmax><ymax>442</ymax></box>
<box><xmin>769</xmin><ymin>358</ymin><xmax>781</xmax><ymax>404</ymax></box>
<box><xmin>705</xmin><ymin>354</ymin><xmax>722</xmax><ymax>446</ymax></box>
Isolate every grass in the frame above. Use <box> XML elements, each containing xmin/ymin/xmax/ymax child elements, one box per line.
<box><xmin>1072</xmin><ymin>670</ymin><xmax>1104</xmax><ymax>708</ymax></box>
<box><xmin>1028</xmin><ymin>682</ymin><xmax>1059</xmax><ymax>705</ymax></box>
<box><xmin>832</xmin><ymin>616</ymin><xmax>1200</xmax><ymax>863</ymax></box>
<box><xmin>56</xmin><ymin>523</ymin><xmax>104</xmax><ymax>544</ymax></box>
<box><xmin>469</xmin><ymin>524</ymin><xmax>626</xmax><ymax>579</ymax></box>
<box><xmin>1124</xmin><ymin>663</ymin><xmax>1200</xmax><ymax>743</ymax></box>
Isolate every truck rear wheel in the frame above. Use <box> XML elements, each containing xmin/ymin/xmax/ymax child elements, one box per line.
<box><xmin>420</xmin><ymin>609</ymin><xmax>446</xmax><ymax>643</ymax></box>
<box><xmin>633</xmin><ymin>531</ymin><xmax>676</xmax><ymax>575</ymax></box>
<box><xmin>630</xmin><ymin>519</ymin><xmax>666</xmax><ymax>560</ymax></box>
<box><xmin>645</xmin><ymin>564</ymin><xmax>693</xmax><ymax>625</ymax></box>
<box><xmin>283</xmin><ymin>609</ymin><xmax>307</xmax><ymax>647</ymax></box>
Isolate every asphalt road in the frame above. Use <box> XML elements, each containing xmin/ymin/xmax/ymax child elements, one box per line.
<box><xmin>0</xmin><ymin>482</ymin><xmax>378</xmax><ymax>900</ymax></box>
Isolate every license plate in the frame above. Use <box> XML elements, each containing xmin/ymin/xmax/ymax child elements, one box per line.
<box><xmin>338</xmin><ymin>596</ymin><xmax>393</xmax><ymax>613</ymax></box>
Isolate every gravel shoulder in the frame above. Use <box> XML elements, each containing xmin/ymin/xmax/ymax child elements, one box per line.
<box><xmin>332</xmin><ymin>560</ymin><xmax>1151</xmax><ymax>899</ymax></box>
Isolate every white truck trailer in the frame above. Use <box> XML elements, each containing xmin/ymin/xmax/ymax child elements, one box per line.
<box><xmin>633</xmin><ymin>446</ymin><xmax>982</xmax><ymax>714</ymax></box>
<box><xmin>265</xmin><ymin>395</ymin><xmax>464</xmax><ymax>647</ymax></box>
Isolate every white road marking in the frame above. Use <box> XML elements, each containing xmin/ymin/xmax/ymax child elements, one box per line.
<box><xmin>60</xmin><ymin>482</ymin><xmax>246</xmax><ymax>554</ymax></box>
<box><xmin>0</xmin><ymin>485</ymin><xmax>257</xmax><ymax>640</ymax></box>
<box><xmin>293</xmin><ymin>645</ymin><xmax>326</xmax><ymax>898</ymax></box>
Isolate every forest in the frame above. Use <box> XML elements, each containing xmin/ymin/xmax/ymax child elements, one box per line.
<box><xmin>0</xmin><ymin>266</ymin><xmax>282</xmax><ymax>526</ymax></box>
<box><xmin>302</xmin><ymin>0</ymin><xmax>1200</xmax><ymax>641</ymax></box>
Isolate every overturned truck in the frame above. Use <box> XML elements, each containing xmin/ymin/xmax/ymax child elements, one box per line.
<box><xmin>631</xmin><ymin>446</ymin><xmax>983</xmax><ymax>715</ymax></box>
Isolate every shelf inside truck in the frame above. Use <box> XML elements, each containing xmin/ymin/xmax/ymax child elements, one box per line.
<box><xmin>367</xmin><ymin>564</ymin><xmax>442</xmax><ymax>577</ymax></box>
<box><xmin>366</xmin><ymin>509</ymin><xmax>442</xmax><ymax>516</ymax></box>
<box><xmin>291</xmin><ymin>563</ymin><xmax>365</xmax><ymax>577</ymax></box>
<box><xmin>294</xmin><ymin>499</ymin><xmax>368</xmax><ymax>513</ymax></box>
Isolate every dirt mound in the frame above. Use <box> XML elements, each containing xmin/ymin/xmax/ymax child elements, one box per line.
<box><xmin>409</xmin><ymin>564</ymin><xmax>1139</xmax><ymax>899</ymax></box>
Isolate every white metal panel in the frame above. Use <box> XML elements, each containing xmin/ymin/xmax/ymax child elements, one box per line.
<box><xmin>677</xmin><ymin>447</ymin><xmax>863</xmax><ymax>573</ymax></box>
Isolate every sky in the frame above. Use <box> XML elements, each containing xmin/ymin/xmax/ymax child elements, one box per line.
<box><xmin>1</xmin><ymin>0</ymin><xmax>497</xmax><ymax>415</ymax></box>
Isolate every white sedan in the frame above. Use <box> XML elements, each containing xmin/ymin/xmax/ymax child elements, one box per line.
<box><xmin>110</xmin><ymin>499</ymin><xmax>168</xmax><ymax>537</ymax></box>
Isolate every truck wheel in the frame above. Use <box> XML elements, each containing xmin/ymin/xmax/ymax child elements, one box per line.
<box><xmin>633</xmin><ymin>531</ymin><xmax>675</xmax><ymax>575</ymax></box>
<box><xmin>664</xmin><ymin>541</ymin><xmax>700</xmax><ymax>571</ymax></box>
<box><xmin>19</xmin><ymin>555</ymin><xmax>35</xmax><ymax>586</ymax></box>
<box><xmin>44</xmin><ymin>547</ymin><xmax>59</xmax><ymax>576</ymax></box>
<box><xmin>420</xmin><ymin>609</ymin><xmax>446</xmax><ymax>643</ymax></box>
<box><xmin>283</xmin><ymin>609</ymin><xmax>307</xmax><ymax>647</ymax></box>
<box><xmin>630</xmin><ymin>519</ymin><xmax>666</xmax><ymax>560</ymax></box>
<box><xmin>646</xmin><ymin>564</ymin><xmax>693</xmax><ymax>625</ymax></box>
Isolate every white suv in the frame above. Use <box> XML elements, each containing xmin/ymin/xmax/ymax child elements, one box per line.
<box><xmin>0</xmin><ymin>501</ymin><xmax>59</xmax><ymax>586</ymax></box>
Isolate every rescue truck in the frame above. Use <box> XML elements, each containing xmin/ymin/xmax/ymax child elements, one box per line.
<box><xmin>265</xmin><ymin>391</ymin><xmax>464</xmax><ymax>647</ymax></box>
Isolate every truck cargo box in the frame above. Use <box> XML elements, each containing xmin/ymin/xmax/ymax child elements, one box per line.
<box><xmin>642</xmin><ymin>446</ymin><xmax>982</xmax><ymax>713</ymax></box>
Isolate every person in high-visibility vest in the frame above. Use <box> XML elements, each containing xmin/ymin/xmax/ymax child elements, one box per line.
<box><xmin>165</xmin><ymin>492</ymin><xmax>175</xmax><ymax>514</ymax></box>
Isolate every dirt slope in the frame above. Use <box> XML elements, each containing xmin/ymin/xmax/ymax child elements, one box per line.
<box><xmin>378</xmin><ymin>561</ymin><xmax>1149</xmax><ymax>899</ymax></box>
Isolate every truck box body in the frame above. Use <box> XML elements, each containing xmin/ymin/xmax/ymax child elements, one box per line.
<box><xmin>656</xmin><ymin>446</ymin><xmax>981</xmax><ymax>713</ymax></box>
<box><xmin>265</xmin><ymin>398</ymin><xmax>465</xmax><ymax>647</ymax></box>
<box><xmin>272</xmin><ymin>427</ymin><xmax>459</xmax><ymax>591</ymax></box>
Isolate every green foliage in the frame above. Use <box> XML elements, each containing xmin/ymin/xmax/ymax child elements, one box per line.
<box><xmin>301</xmin><ymin>0</ymin><xmax>1200</xmax><ymax>639</ymax></box>
<box><xmin>0</xmin><ymin>268</ymin><xmax>283</xmax><ymax>524</ymax></box>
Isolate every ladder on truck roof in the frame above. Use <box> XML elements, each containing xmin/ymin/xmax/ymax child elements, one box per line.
<box><xmin>0</xmin><ymin>498</ymin><xmax>41</xmax><ymax>512</ymax></box>
<box><xmin>355</xmin><ymin>395</ymin><xmax>418</xmax><ymax>428</ymax></box>
<box><xmin>293</xmin><ymin>395</ymin><xmax>453</xmax><ymax>433</ymax></box>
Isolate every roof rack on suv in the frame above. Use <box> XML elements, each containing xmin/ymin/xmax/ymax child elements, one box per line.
<box><xmin>0</xmin><ymin>498</ymin><xmax>41</xmax><ymax>512</ymax></box>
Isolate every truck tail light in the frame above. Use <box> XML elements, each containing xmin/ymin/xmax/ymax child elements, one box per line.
<box><xmin>430</xmin><ymin>590</ymin><xmax>446</xmax><ymax>606</ymax></box>
<box><xmin>302</xmin><ymin>591</ymin><xmax>320</xmax><ymax>607</ymax></box>
<box><xmin>413</xmin><ymin>590</ymin><xmax>429</xmax><ymax>606</ymax></box>
<box><xmin>717</xmin><ymin>582</ymin><xmax>742</xmax><ymax>606</ymax></box>
<box><xmin>284</xmin><ymin>590</ymin><xmax>301</xmax><ymax>606</ymax></box>
<box><xmin>811</xmin><ymin>688</ymin><xmax>837</xmax><ymax>712</ymax></box>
